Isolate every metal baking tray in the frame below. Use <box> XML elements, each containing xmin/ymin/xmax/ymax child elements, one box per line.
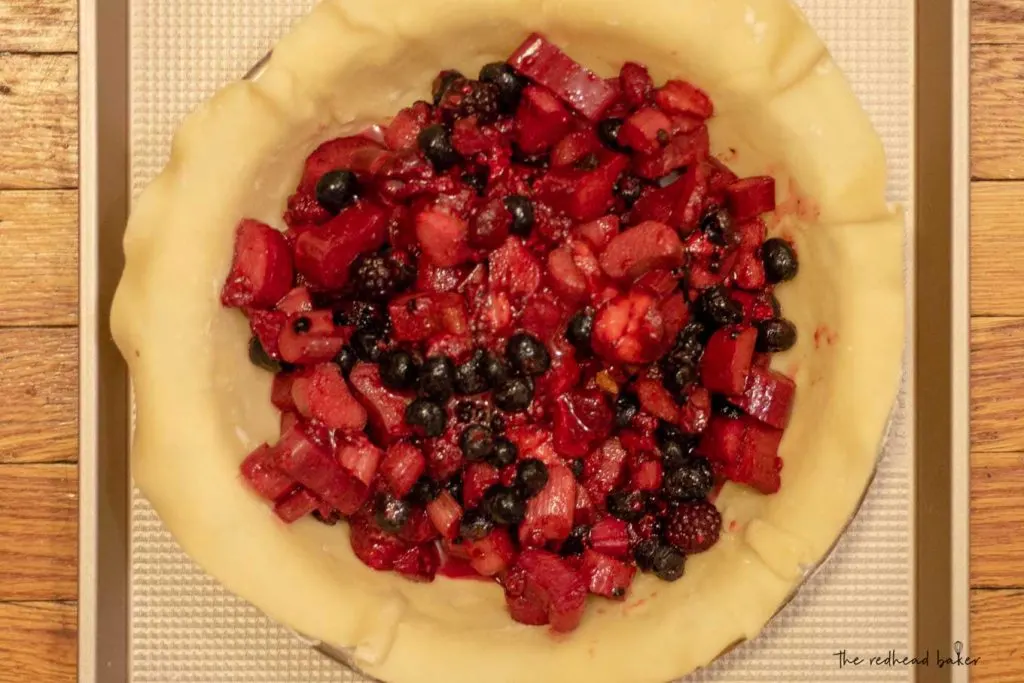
<box><xmin>78</xmin><ymin>0</ymin><xmax>972</xmax><ymax>680</ymax></box>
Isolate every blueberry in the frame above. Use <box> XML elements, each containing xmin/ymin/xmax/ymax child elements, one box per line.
<box><xmin>315</xmin><ymin>169</ymin><xmax>359</xmax><ymax>214</ymax></box>
<box><xmin>656</xmin><ymin>422</ymin><xmax>698</xmax><ymax>471</ymax></box>
<box><xmin>406</xmin><ymin>476</ymin><xmax>441</xmax><ymax>504</ymax></box>
<box><xmin>712</xmin><ymin>394</ymin><xmax>745</xmax><ymax>419</ymax></box>
<box><xmin>561</xmin><ymin>524</ymin><xmax>591</xmax><ymax>556</ymax></box>
<box><xmin>482</xmin><ymin>485</ymin><xmax>527</xmax><ymax>525</ymax></box>
<box><xmin>333</xmin><ymin>345</ymin><xmax>357</xmax><ymax>377</ymax></box>
<box><xmin>462</xmin><ymin>167</ymin><xmax>489</xmax><ymax>195</ymax></box>
<box><xmin>460</xmin><ymin>425</ymin><xmax>495</xmax><ymax>462</ymax></box>
<box><xmin>569</xmin><ymin>458</ymin><xmax>585</xmax><ymax>480</ymax></box>
<box><xmin>418</xmin><ymin>124</ymin><xmax>460</xmax><ymax>171</ymax></box>
<box><xmin>292</xmin><ymin>316</ymin><xmax>311</xmax><ymax>334</ymax></box>
<box><xmin>700</xmin><ymin>207</ymin><xmax>734</xmax><ymax>247</ymax></box>
<box><xmin>493</xmin><ymin>377</ymin><xmax>534</xmax><ymax>413</ymax></box>
<box><xmin>652</xmin><ymin>544</ymin><xmax>686</xmax><ymax>582</ymax></box>
<box><xmin>662</xmin><ymin>456</ymin><xmax>715</xmax><ymax>502</ymax></box>
<box><xmin>248</xmin><ymin>336</ymin><xmax>281</xmax><ymax>373</ymax></box>
<box><xmin>574</xmin><ymin>153</ymin><xmax>600</xmax><ymax>171</ymax></box>
<box><xmin>351</xmin><ymin>329</ymin><xmax>383</xmax><ymax>362</ymax></box>
<box><xmin>761</xmin><ymin>238</ymin><xmax>799</xmax><ymax>283</ymax></box>
<box><xmin>668</xmin><ymin>321</ymin><xmax>709</xmax><ymax>364</ymax></box>
<box><xmin>432</xmin><ymin>69</ymin><xmax>464</xmax><ymax>105</ymax></box>
<box><xmin>418</xmin><ymin>356</ymin><xmax>456</xmax><ymax>401</ymax></box>
<box><xmin>503</xmin><ymin>195</ymin><xmax>535</xmax><ymax>236</ymax></box>
<box><xmin>514</xmin><ymin>459</ymin><xmax>549</xmax><ymax>498</ymax></box>
<box><xmin>454</xmin><ymin>352</ymin><xmax>489</xmax><ymax>396</ymax></box>
<box><xmin>566</xmin><ymin>309</ymin><xmax>594</xmax><ymax>354</ymax></box>
<box><xmin>459</xmin><ymin>509</ymin><xmax>494</xmax><ymax>542</ymax></box>
<box><xmin>506</xmin><ymin>333</ymin><xmax>551</xmax><ymax>377</ymax></box>
<box><xmin>405</xmin><ymin>399</ymin><xmax>447</xmax><ymax>438</ymax></box>
<box><xmin>615</xmin><ymin>173</ymin><xmax>644</xmax><ymax>208</ymax></box>
<box><xmin>696</xmin><ymin>285</ymin><xmax>743</xmax><ymax>328</ymax></box>
<box><xmin>378</xmin><ymin>349</ymin><xmax>418</xmax><ymax>390</ymax></box>
<box><xmin>662</xmin><ymin>360</ymin><xmax>697</xmax><ymax>397</ymax></box>
<box><xmin>478</xmin><ymin>62</ymin><xmax>526</xmax><ymax>111</ymax></box>
<box><xmin>489</xmin><ymin>437</ymin><xmax>519</xmax><ymax>468</ymax></box>
<box><xmin>755</xmin><ymin>318</ymin><xmax>797</xmax><ymax>353</ymax></box>
<box><xmin>445</xmin><ymin>475</ymin><xmax>464</xmax><ymax>504</ymax></box>
<box><xmin>614</xmin><ymin>392</ymin><xmax>640</xmax><ymax>429</ymax></box>
<box><xmin>479</xmin><ymin>351</ymin><xmax>509</xmax><ymax>388</ymax></box>
<box><xmin>597</xmin><ymin>118</ymin><xmax>625</xmax><ymax>151</ymax></box>
<box><xmin>633</xmin><ymin>538</ymin><xmax>660</xmax><ymax>572</ymax></box>
<box><xmin>373</xmin><ymin>493</ymin><xmax>410</xmax><ymax>534</ymax></box>
<box><xmin>606</xmin><ymin>490</ymin><xmax>647</xmax><ymax>523</ymax></box>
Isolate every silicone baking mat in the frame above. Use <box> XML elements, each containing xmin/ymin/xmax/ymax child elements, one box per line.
<box><xmin>127</xmin><ymin>1</ymin><xmax>914</xmax><ymax>680</ymax></box>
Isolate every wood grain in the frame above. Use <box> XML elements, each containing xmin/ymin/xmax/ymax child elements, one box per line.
<box><xmin>972</xmin><ymin>45</ymin><xmax>1024</xmax><ymax>180</ymax></box>
<box><xmin>0</xmin><ymin>54</ymin><xmax>77</xmax><ymax>190</ymax></box>
<box><xmin>972</xmin><ymin>182</ymin><xmax>1024</xmax><ymax>316</ymax></box>
<box><xmin>971</xmin><ymin>318</ymin><xmax>1024</xmax><ymax>451</ymax></box>
<box><xmin>972</xmin><ymin>453</ymin><xmax>1024</xmax><ymax>588</ymax></box>
<box><xmin>0</xmin><ymin>0</ymin><xmax>77</xmax><ymax>53</ymax></box>
<box><xmin>0</xmin><ymin>602</ymin><xmax>75</xmax><ymax>683</ymax></box>
<box><xmin>974</xmin><ymin>0</ymin><xmax>1024</xmax><ymax>44</ymax></box>
<box><xmin>0</xmin><ymin>465</ymin><xmax>76</xmax><ymax>601</ymax></box>
<box><xmin>0</xmin><ymin>191</ymin><xmax>78</xmax><ymax>326</ymax></box>
<box><xmin>971</xmin><ymin>590</ymin><xmax>1024</xmax><ymax>682</ymax></box>
<box><xmin>0</xmin><ymin>329</ymin><xmax>77</xmax><ymax>464</ymax></box>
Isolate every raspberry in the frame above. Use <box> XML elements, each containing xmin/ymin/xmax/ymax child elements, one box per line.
<box><xmin>664</xmin><ymin>501</ymin><xmax>722</xmax><ymax>554</ymax></box>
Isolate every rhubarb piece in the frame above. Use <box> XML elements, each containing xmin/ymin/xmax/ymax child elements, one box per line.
<box><xmin>599</xmin><ymin>221</ymin><xmax>685</xmax><ymax>280</ymax></box>
<box><xmin>700</xmin><ymin>326</ymin><xmax>758</xmax><ymax>395</ymax></box>
<box><xmin>618</xmin><ymin>108</ymin><xmax>673</xmax><ymax>155</ymax></box>
<box><xmin>221</xmin><ymin>220</ymin><xmax>293</xmax><ymax>309</ymax></box>
<box><xmin>699</xmin><ymin>415</ymin><xmax>784</xmax><ymax>494</ymax></box>
<box><xmin>633</xmin><ymin>126</ymin><xmax>710</xmax><ymax>180</ymax></box>
<box><xmin>466</xmin><ymin>528</ymin><xmax>517</xmax><ymax>577</ymax></box>
<box><xmin>415</xmin><ymin>209</ymin><xmax>474</xmax><ymax>267</ymax></box>
<box><xmin>380</xmin><ymin>443</ymin><xmax>428</xmax><ymax>497</ymax></box>
<box><xmin>503</xmin><ymin>550</ymin><xmax>587</xmax><ymax>632</ymax></box>
<box><xmin>336</xmin><ymin>435</ymin><xmax>384</xmax><ymax>488</ymax></box>
<box><xmin>633</xmin><ymin>377</ymin><xmax>680</xmax><ymax>423</ymax></box>
<box><xmin>575</xmin><ymin>215</ymin><xmax>621</xmax><ymax>251</ymax></box>
<box><xmin>426</xmin><ymin>489</ymin><xmax>464</xmax><ymax>540</ymax></box>
<box><xmin>583</xmin><ymin>438</ymin><xmax>629</xmax><ymax>503</ymax></box>
<box><xmin>726</xmin><ymin>176</ymin><xmax>776</xmax><ymax>222</ymax></box>
<box><xmin>488</xmin><ymin>236</ymin><xmax>542</xmax><ymax>299</ymax></box>
<box><xmin>305</xmin><ymin>364</ymin><xmax>367</xmax><ymax>431</ymax></box>
<box><xmin>349</xmin><ymin>513</ymin><xmax>411</xmax><ymax>571</ymax></box>
<box><xmin>580</xmin><ymin>549</ymin><xmax>636</xmax><ymax>599</ymax></box>
<box><xmin>508</xmin><ymin>34</ymin><xmax>618</xmax><ymax>120</ymax></box>
<box><xmin>592</xmin><ymin>289</ymin><xmax>667</xmax><ymax>364</ymax></box>
<box><xmin>273</xmin><ymin>425</ymin><xmax>366</xmax><ymax>514</ymax></box>
<box><xmin>655</xmin><ymin>80</ymin><xmax>714</xmax><ymax>119</ymax></box>
<box><xmin>240</xmin><ymin>444</ymin><xmax>295</xmax><ymax>501</ymax></box>
<box><xmin>348</xmin><ymin>362</ymin><xmax>413</xmax><ymax>444</ymax></box>
<box><xmin>514</xmin><ymin>85</ymin><xmax>573</xmax><ymax>154</ymax></box>
<box><xmin>551</xmin><ymin>389</ymin><xmax>613</xmax><ymax>459</ymax></box>
<box><xmin>293</xmin><ymin>203</ymin><xmax>388</xmax><ymax>290</ymax></box>
<box><xmin>519</xmin><ymin>466</ymin><xmax>577</xmax><ymax>548</ymax></box>
<box><xmin>731</xmin><ymin>366</ymin><xmax>796</xmax><ymax>429</ymax></box>
<box><xmin>463</xmin><ymin>462</ymin><xmax>501</xmax><ymax>509</ymax></box>
<box><xmin>588</xmin><ymin>517</ymin><xmax>630</xmax><ymax>558</ymax></box>
<box><xmin>273</xmin><ymin>487</ymin><xmax>320</xmax><ymax>523</ymax></box>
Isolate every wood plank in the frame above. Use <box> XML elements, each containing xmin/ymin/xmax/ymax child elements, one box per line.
<box><xmin>0</xmin><ymin>602</ymin><xmax>75</xmax><ymax>683</ymax></box>
<box><xmin>0</xmin><ymin>0</ymin><xmax>77</xmax><ymax>53</ymax></box>
<box><xmin>972</xmin><ymin>182</ymin><xmax>1024</xmax><ymax>316</ymax></box>
<box><xmin>972</xmin><ymin>45</ymin><xmax>1024</xmax><ymax>180</ymax></box>
<box><xmin>974</xmin><ymin>0</ymin><xmax>1024</xmax><ymax>44</ymax></box>
<box><xmin>972</xmin><ymin>452</ymin><xmax>1024</xmax><ymax>588</ymax></box>
<box><xmin>0</xmin><ymin>465</ymin><xmax>77</xmax><ymax>602</ymax></box>
<box><xmin>0</xmin><ymin>191</ymin><xmax>78</xmax><ymax>326</ymax></box>
<box><xmin>972</xmin><ymin>317</ymin><xmax>1024</xmax><ymax>451</ymax></box>
<box><xmin>0</xmin><ymin>54</ymin><xmax>77</xmax><ymax>190</ymax></box>
<box><xmin>0</xmin><ymin>329</ymin><xmax>77</xmax><ymax>464</ymax></box>
<box><xmin>971</xmin><ymin>589</ymin><xmax>1024</xmax><ymax>682</ymax></box>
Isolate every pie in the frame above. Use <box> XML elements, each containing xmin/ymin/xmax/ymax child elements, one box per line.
<box><xmin>110</xmin><ymin>0</ymin><xmax>904</xmax><ymax>681</ymax></box>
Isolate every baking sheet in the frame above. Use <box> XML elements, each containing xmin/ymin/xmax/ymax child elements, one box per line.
<box><xmin>76</xmin><ymin>0</ymin><xmax>971</xmax><ymax>681</ymax></box>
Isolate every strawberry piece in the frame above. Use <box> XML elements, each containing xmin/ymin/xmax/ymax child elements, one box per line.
<box><xmin>655</xmin><ymin>80</ymin><xmax>714</xmax><ymax>119</ymax></box>
<box><xmin>293</xmin><ymin>203</ymin><xmax>388</xmax><ymax>290</ymax></box>
<box><xmin>240</xmin><ymin>444</ymin><xmax>295</xmax><ymax>501</ymax></box>
<box><xmin>634</xmin><ymin>377</ymin><xmax>679</xmax><ymax>422</ymax></box>
<box><xmin>551</xmin><ymin>128</ymin><xmax>602</xmax><ymax>168</ymax></box>
<box><xmin>659</xmin><ymin>292</ymin><xmax>690</xmax><ymax>342</ymax></box>
<box><xmin>503</xmin><ymin>550</ymin><xmax>587</xmax><ymax>632</ymax></box>
<box><xmin>349</xmin><ymin>513</ymin><xmax>411</xmax><ymax>571</ymax></box>
<box><xmin>700</xmin><ymin>326</ymin><xmax>758</xmax><ymax>395</ymax></box>
<box><xmin>505</xmin><ymin>426</ymin><xmax>561</xmax><ymax>468</ymax></box>
<box><xmin>583</xmin><ymin>438</ymin><xmax>629</xmax><ymax>503</ymax></box>
<box><xmin>463</xmin><ymin>462</ymin><xmax>501</xmax><ymax>509</ymax></box>
<box><xmin>547</xmin><ymin>245</ymin><xmax>588</xmax><ymax>302</ymax></box>
<box><xmin>599</xmin><ymin>220</ymin><xmax>684</xmax><ymax>280</ymax></box>
<box><xmin>488</xmin><ymin>237</ymin><xmax>542</xmax><ymax>299</ymax></box>
<box><xmin>732</xmin><ymin>249</ymin><xmax>767</xmax><ymax>291</ymax></box>
<box><xmin>273</xmin><ymin>425</ymin><xmax>366</xmax><ymax>514</ymax></box>
<box><xmin>415</xmin><ymin>209</ymin><xmax>474</xmax><ymax>267</ymax></box>
<box><xmin>393</xmin><ymin>543</ymin><xmax>441</xmax><ymax>582</ymax></box>
<box><xmin>592</xmin><ymin>289</ymin><xmax>667</xmax><ymax>364</ymax></box>
<box><xmin>348</xmin><ymin>362</ymin><xmax>413</xmax><ymax>444</ymax></box>
<box><xmin>273</xmin><ymin>487</ymin><xmax>320</xmax><ymax>523</ymax></box>
<box><xmin>379</xmin><ymin>443</ymin><xmax>427</xmax><ymax>497</ymax></box>
<box><xmin>389</xmin><ymin>292</ymin><xmax>469</xmax><ymax>342</ymax></box>
<box><xmin>249</xmin><ymin>309</ymin><xmax>287</xmax><ymax>359</ymax></box>
<box><xmin>466</xmin><ymin>528</ymin><xmax>517</xmax><ymax>577</ymax></box>
<box><xmin>221</xmin><ymin>220</ymin><xmax>294</xmax><ymax>309</ymax></box>
<box><xmin>618</xmin><ymin>108</ymin><xmax>673</xmax><ymax>155</ymax></box>
<box><xmin>336</xmin><ymin>434</ymin><xmax>384</xmax><ymax>488</ymax></box>
<box><xmin>537</xmin><ymin>155</ymin><xmax>631</xmax><ymax>222</ymax></box>
<box><xmin>619</xmin><ymin>62</ymin><xmax>655</xmax><ymax>107</ymax></box>
<box><xmin>514</xmin><ymin>85</ymin><xmax>573</xmax><ymax>154</ymax></box>
<box><xmin>588</xmin><ymin>517</ymin><xmax>630</xmax><ymax>558</ymax></box>
<box><xmin>305</xmin><ymin>364</ymin><xmax>367</xmax><ymax>431</ymax></box>
<box><xmin>275</xmin><ymin>286</ymin><xmax>314</xmax><ymax>315</ymax></box>
<box><xmin>580</xmin><ymin>549</ymin><xmax>636</xmax><ymax>599</ymax></box>
<box><xmin>552</xmin><ymin>389</ymin><xmax>613</xmax><ymax>459</ymax></box>
<box><xmin>633</xmin><ymin>126</ymin><xmax>710</xmax><ymax>180</ymax></box>
<box><xmin>520</xmin><ymin>466</ymin><xmax>577</xmax><ymax>548</ymax></box>
<box><xmin>699</xmin><ymin>416</ymin><xmax>783</xmax><ymax>494</ymax></box>
<box><xmin>726</xmin><ymin>176</ymin><xmax>776</xmax><ymax>222</ymax></box>
<box><xmin>508</xmin><ymin>34</ymin><xmax>618</xmax><ymax>120</ymax></box>
<box><xmin>575</xmin><ymin>215</ymin><xmax>621</xmax><ymax>251</ymax></box>
<box><xmin>630</xmin><ymin>456</ymin><xmax>664</xmax><ymax>492</ymax></box>
<box><xmin>520</xmin><ymin>291</ymin><xmax>572</xmax><ymax>343</ymax></box>
<box><xmin>426</xmin><ymin>490</ymin><xmax>464</xmax><ymax>540</ymax></box>
<box><xmin>384</xmin><ymin>102</ymin><xmax>432</xmax><ymax>151</ymax></box>
<box><xmin>672</xmin><ymin>162</ymin><xmax>709</xmax><ymax>234</ymax></box>
<box><xmin>732</xmin><ymin>366</ymin><xmax>796</xmax><ymax>429</ymax></box>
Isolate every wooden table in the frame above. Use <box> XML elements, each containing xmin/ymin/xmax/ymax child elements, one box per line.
<box><xmin>1</xmin><ymin>1</ymin><xmax>1022</xmax><ymax>681</ymax></box>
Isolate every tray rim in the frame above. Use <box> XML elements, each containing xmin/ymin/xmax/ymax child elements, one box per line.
<box><xmin>77</xmin><ymin>1</ymin><xmax>973</xmax><ymax>680</ymax></box>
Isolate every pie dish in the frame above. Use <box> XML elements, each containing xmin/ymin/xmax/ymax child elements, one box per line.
<box><xmin>109</xmin><ymin>0</ymin><xmax>904</xmax><ymax>681</ymax></box>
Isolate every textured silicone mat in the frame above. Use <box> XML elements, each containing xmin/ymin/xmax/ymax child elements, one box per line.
<box><xmin>128</xmin><ymin>1</ymin><xmax>914</xmax><ymax>680</ymax></box>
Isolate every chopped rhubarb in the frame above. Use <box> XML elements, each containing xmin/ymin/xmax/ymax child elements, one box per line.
<box><xmin>466</xmin><ymin>528</ymin><xmax>517</xmax><ymax>577</ymax></box>
<box><xmin>277</xmin><ymin>310</ymin><xmax>347</xmax><ymax>365</ymax></box>
<box><xmin>726</xmin><ymin>176</ymin><xmax>776</xmax><ymax>222</ymax></box>
<box><xmin>588</xmin><ymin>517</ymin><xmax>630</xmax><ymax>558</ymax></box>
<box><xmin>221</xmin><ymin>220</ymin><xmax>293</xmax><ymax>309</ymax></box>
<box><xmin>599</xmin><ymin>221</ymin><xmax>685</xmax><ymax>280</ymax></box>
<box><xmin>580</xmin><ymin>549</ymin><xmax>636</xmax><ymax>599</ymax></box>
<box><xmin>575</xmin><ymin>215</ymin><xmax>621</xmax><ymax>251</ymax></box>
<box><xmin>348</xmin><ymin>363</ymin><xmax>413</xmax><ymax>444</ymax></box>
<box><xmin>633</xmin><ymin>377</ymin><xmax>680</xmax><ymax>423</ymax></box>
<box><xmin>509</xmin><ymin>34</ymin><xmax>618</xmax><ymax>120</ymax></box>
<box><xmin>380</xmin><ymin>443</ymin><xmax>427</xmax><ymax>497</ymax></box>
<box><xmin>305</xmin><ymin>364</ymin><xmax>367</xmax><ymax>431</ymax></box>
<box><xmin>655</xmin><ymin>80</ymin><xmax>714</xmax><ymax>119</ymax></box>
<box><xmin>700</xmin><ymin>326</ymin><xmax>758</xmax><ymax>395</ymax></box>
<box><xmin>415</xmin><ymin>209</ymin><xmax>473</xmax><ymax>267</ymax></box>
<box><xmin>427</xmin><ymin>490</ymin><xmax>464</xmax><ymax>540</ymax></box>
<box><xmin>633</xmin><ymin>126</ymin><xmax>710</xmax><ymax>180</ymax></box>
<box><xmin>488</xmin><ymin>236</ymin><xmax>542</xmax><ymax>299</ymax></box>
<box><xmin>618</xmin><ymin>108</ymin><xmax>673</xmax><ymax>155</ymax></box>
<box><xmin>731</xmin><ymin>366</ymin><xmax>797</xmax><ymax>429</ymax></box>
<box><xmin>519</xmin><ymin>466</ymin><xmax>577</xmax><ymax>548</ymax></box>
<box><xmin>514</xmin><ymin>85</ymin><xmax>573</xmax><ymax>154</ymax></box>
<box><xmin>336</xmin><ymin>435</ymin><xmax>383</xmax><ymax>487</ymax></box>
<box><xmin>273</xmin><ymin>425</ymin><xmax>366</xmax><ymax>514</ymax></box>
<box><xmin>273</xmin><ymin>487</ymin><xmax>320</xmax><ymax>523</ymax></box>
<box><xmin>699</xmin><ymin>415</ymin><xmax>784</xmax><ymax>494</ymax></box>
<box><xmin>583</xmin><ymin>438</ymin><xmax>629</xmax><ymax>503</ymax></box>
<box><xmin>293</xmin><ymin>203</ymin><xmax>388</xmax><ymax>290</ymax></box>
<box><xmin>240</xmin><ymin>444</ymin><xmax>295</xmax><ymax>501</ymax></box>
<box><xmin>463</xmin><ymin>462</ymin><xmax>501</xmax><ymax>509</ymax></box>
<box><xmin>503</xmin><ymin>550</ymin><xmax>587</xmax><ymax>632</ymax></box>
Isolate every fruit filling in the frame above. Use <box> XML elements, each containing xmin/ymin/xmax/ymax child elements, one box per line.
<box><xmin>225</xmin><ymin>34</ymin><xmax>799</xmax><ymax>633</ymax></box>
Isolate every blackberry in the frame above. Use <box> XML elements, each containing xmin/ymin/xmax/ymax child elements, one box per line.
<box><xmin>405</xmin><ymin>399</ymin><xmax>447</xmax><ymax>438</ymax></box>
<box><xmin>373</xmin><ymin>493</ymin><xmax>411</xmax><ymax>534</ymax></box>
<box><xmin>351</xmin><ymin>253</ymin><xmax>412</xmax><ymax>301</ymax></box>
<box><xmin>248</xmin><ymin>336</ymin><xmax>280</xmax><ymax>373</ymax></box>
<box><xmin>454</xmin><ymin>351</ymin><xmax>489</xmax><ymax>396</ymax></box>
<box><xmin>315</xmin><ymin>169</ymin><xmax>359</xmax><ymax>214</ymax></box>
<box><xmin>514</xmin><ymin>459</ymin><xmax>549</xmax><ymax>498</ymax></box>
<box><xmin>561</xmin><ymin>524</ymin><xmax>591</xmax><ymax>556</ymax></box>
<box><xmin>667</xmin><ymin>321</ymin><xmax>709</xmax><ymax>365</ymax></box>
<box><xmin>696</xmin><ymin>285</ymin><xmax>743</xmax><ymax>328</ymax></box>
<box><xmin>506</xmin><ymin>333</ymin><xmax>551</xmax><ymax>377</ymax></box>
<box><xmin>455</xmin><ymin>399</ymin><xmax>488</xmax><ymax>424</ymax></box>
<box><xmin>761</xmin><ymin>238</ymin><xmax>799</xmax><ymax>283</ymax></box>
<box><xmin>662</xmin><ymin>456</ymin><xmax>715</xmax><ymax>502</ymax></box>
<box><xmin>755</xmin><ymin>318</ymin><xmax>798</xmax><ymax>353</ymax></box>
<box><xmin>664</xmin><ymin>500</ymin><xmax>722</xmax><ymax>554</ymax></box>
